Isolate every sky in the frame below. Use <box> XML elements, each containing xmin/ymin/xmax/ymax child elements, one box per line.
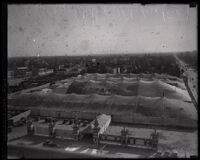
<box><xmin>8</xmin><ymin>4</ymin><xmax>197</xmax><ymax>57</ymax></box>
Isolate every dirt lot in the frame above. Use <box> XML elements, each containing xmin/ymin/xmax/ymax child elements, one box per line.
<box><xmin>104</xmin><ymin>125</ymin><xmax>197</xmax><ymax>157</ymax></box>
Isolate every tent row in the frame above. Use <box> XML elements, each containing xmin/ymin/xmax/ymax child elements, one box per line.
<box><xmin>67</xmin><ymin>79</ymin><xmax>191</xmax><ymax>101</ymax></box>
<box><xmin>8</xmin><ymin>92</ymin><xmax>197</xmax><ymax>121</ymax></box>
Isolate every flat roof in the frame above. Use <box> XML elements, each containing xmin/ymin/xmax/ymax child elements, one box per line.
<box><xmin>82</xmin><ymin>114</ymin><xmax>111</xmax><ymax>134</ymax></box>
<box><xmin>33</xmin><ymin>120</ymin><xmax>92</xmax><ymax>132</ymax></box>
<box><xmin>17</xmin><ymin>67</ymin><xmax>28</xmax><ymax>70</ymax></box>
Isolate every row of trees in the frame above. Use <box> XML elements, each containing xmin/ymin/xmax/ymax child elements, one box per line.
<box><xmin>85</xmin><ymin>54</ymin><xmax>181</xmax><ymax>77</ymax></box>
<box><xmin>177</xmin><ymin>51</ymin><xmax>197</xmax><ymax>69</ymax></box>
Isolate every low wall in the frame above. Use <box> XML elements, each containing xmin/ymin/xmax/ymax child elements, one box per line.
<box><xmin>100</xmin><ymin>134</ymin><xmax>121</xmax><ymax>142</ymax></box>
<box><xmin>30</xmin><ymin>108</ymin><xmax>97</xmax><ymax>120</ymax></box>
<box><xmin>54</xmin><ymin>128</ymin><xmax>73</xmax><ymax>139</ymax></box>
<box><xmin>34</xmin><ymin>125</ymin><xmax>49</xmax><ymax>136</ymax></box>
<box><xmin>99</xmin><ymin>134</ymin><xmax>154</xmax><ymax>148</ymax></box>
<box><xmin>112</xmin><ymin>114</ymin><xmax>197</xmax><ymax>129</ymax></box>
<box><xmin>9</xmin><ymin>107</ymin><xmax>197</xmax><ymax>129</ymax></box>
<box><xmin>34</xmin><ymin>123</ymin><xmax>74</xmax><ymax>139</ymax></box>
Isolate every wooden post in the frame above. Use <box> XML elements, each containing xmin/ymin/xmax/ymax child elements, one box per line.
<box><xmin>121</xmin><ymin>126</ymin><xmax>129</xmax><ymax>145</ymax></box>
<box><xmin>48</xmin><ymin>120</ymin><xmax>55</xmax><ymax>138</ymax></box>
<box><xmin>150</xmin><ymin>129</ymin><xmax>159</xmax><ymax>150</ymax></box>
<box><xmin>72</xmin><ymin>112</ymin><xmax>80</xmax><ymax>141</ymax></box>
<box><xmin>26</xmin><ymin>118</ymin><xmax>33</xmax><ymax>135</ymax></box>
<box><xmin>93</xmin><ymin>118</ymin><xmax>100</xmax><ymax>147</ymax></box>
<box><xmin>144</xmin><ymin>139</ymin><xmax>146</xmax><ymax>146</ymax></box>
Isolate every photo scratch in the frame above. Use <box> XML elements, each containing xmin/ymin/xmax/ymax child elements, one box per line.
<box><xmin>162</xmin><ymin>11</ymin><xmax>166</xmax><ymax>23</ymax></box>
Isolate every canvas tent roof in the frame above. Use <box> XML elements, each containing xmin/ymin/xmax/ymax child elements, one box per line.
<box><xmin>67</xmin><ymin>79</ymin><xmax>191</xmax><ymax>101</ymax></box>
<box><xmin>8</xmin><ymin>92</ymin><xmax>197</xmax><ymax>121</ymax></box>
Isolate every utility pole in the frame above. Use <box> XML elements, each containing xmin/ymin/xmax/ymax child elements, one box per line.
<box><xmin>162</xmin><ymin>91</ymin><xmax>166</xmax><ymax>127</ymax></box>
<box><xmin>72</xmin><ymin>111</ymin><xmax>80</xmax><ymax>141</ymax></box>
<box><xmin>93</xmin><ymin>117</ymin><xmax>100</xmax><ymax>148</ymax></box>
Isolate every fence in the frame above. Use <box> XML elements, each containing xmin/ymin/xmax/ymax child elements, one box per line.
<box><xmin>34</xmin><ymin>123</ymin><xmax>74</xmax><ymax>139</ymax></box>
<box><xmin>10</xmin><ymin>107</ymin><xmax>197</xmax><ymax>129</ymax></box>
<box><xmin>34</xmin><ymin>125</ymin><xmax>49</xmax><ymax>136</ymax></box>
<box><xmin>100</xmin><ymin>134</ymin><xmax>121</xmax><ymax>143</ymax></box>
<box><xmin>99</xmin><ymin>134</ymin><xmax>155</xmax><ymax>148</ymax></box>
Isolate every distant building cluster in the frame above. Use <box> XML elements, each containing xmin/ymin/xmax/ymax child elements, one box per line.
<box><xmin>38</xmin><ymin>68</ymin><xmax>54</xmax><ymax>76</ymax></box>
<box><xmin>8</xmin><ymin>67</ymin><xmax>32</xmax><ymax>78</ymax></box>
<box><xmin>7</xmin><ymin>53</ymin><xmax>188</xmax><ymax>95</ymax></box>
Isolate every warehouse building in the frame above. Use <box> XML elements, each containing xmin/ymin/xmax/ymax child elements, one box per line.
<box><xmin>26</xmin><ymin>114</ymin><xmax>111</xmax><ymax>142</ymax></box>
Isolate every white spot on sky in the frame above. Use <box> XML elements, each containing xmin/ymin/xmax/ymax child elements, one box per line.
<box><xmin>8</xmin><ymin>4</ymin><xmax>197</xmax><ymax>57</ymax></box>
<box><xmin>162</xmin><ymin>11</ymin><xmax>166</xmax><ymax>23</ymax></box>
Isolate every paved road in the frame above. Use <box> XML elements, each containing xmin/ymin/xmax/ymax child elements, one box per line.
<box><xmin>7</xmin><ymin>142</ymin><xmax>148</xmax><ymax>158</ymax></box>
<box><xmin>174</xmin><ymin>54</ymin><xmax>198</xmax><ymax>109</ymax></box>
<box><xmin>185</xmin><ymin>69</ymin><xmax>198</xmax><ymax>102</ymax></box>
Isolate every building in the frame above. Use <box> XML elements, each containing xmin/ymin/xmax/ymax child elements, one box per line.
<box><xmin>117</xmin><ymin>67</ymin><xmax>121</xmax><ymax>74</ymax></box>
<box><xmin>38</xmin><ymin>68</ymin><xmax>54</xmax><ymax>76</ymax></box>
<box><xmin>91</xmin><ymin>58</ymin><xmax>96</xmax><ymax>63</ymax></box>
<box><xmin>56</xmin><ymin>68</ymin><xmax>67</xmax><ymax>75</ymax></box>
<box><xmin>113</xmin><ymin>68</ymin><xmax>117</xmax><ymax>74</ymax></box>
<box><xmin>15</xmin><ymin>67</ymin><xmax>29</xmax><ymax>78</ymax></box>
<box><xmin>113</xmin><ymin>67</ymin><xmax>121</xmax><ymax>74</ymax></box>
<box><xmin>31</xmin><ymin>114</ymin><xmax>111</xmax><ymax>141</ymax></box>
<box><xmin>58</xmin><ymin>65</ymin><xmax>65</xmax><ymax>70</ymax></box>
<box><xmin>8</xmin><ymin>71</ymin><xmax>14</xmax><ymax>79</ymax></box>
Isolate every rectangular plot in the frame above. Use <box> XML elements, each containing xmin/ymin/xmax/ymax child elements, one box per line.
<box><xmin>129</xmin><ymin>138</ymin><xmax>135</xmax><ymax>144</ymax></box>
<box><xmin>135</xmin><ymin>139</ymin><xmax>145</xmax><ymax>146</ymax></box>
<box><xmin>107</xmin><ymin>136</ymin><xmax>115</xmax><ymax>141</ymax></box>
<box><xmin>35</xmin><ymin>126</ymin><xmax>49</xmax><ymax>135</ymax></box>
<box><xmin>101</xmin><ymin>135</ymin><xmax>106</xmax><ymax>140</ymax></box>
<box><xmin>116</xmin><ymin>137</ymin><xmax>121</xmax><ymax>141</ymax></box>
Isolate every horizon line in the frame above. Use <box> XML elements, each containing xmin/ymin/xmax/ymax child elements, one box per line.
<box><xmin>8</xmin><ymin>50</ymin><xmax>197</xmax><ymax>58</ymax></box>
